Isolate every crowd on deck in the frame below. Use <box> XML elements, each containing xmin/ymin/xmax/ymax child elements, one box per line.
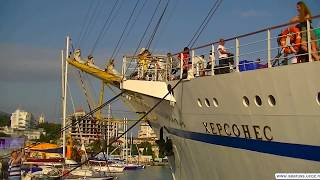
<box><xmin>70</xmin><ymin>1</ymin><xmax>319</xmax><ymax>82</ymax></box>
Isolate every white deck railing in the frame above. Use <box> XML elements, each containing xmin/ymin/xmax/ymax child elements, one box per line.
<box><xmin>122</xmin><ymin>15</ymin><xmax>320</xmax><ymax>81</ymax></box>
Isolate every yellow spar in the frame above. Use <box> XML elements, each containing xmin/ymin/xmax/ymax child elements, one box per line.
<box><xmin>67</xmin><ymin>59</ymin><xmax>122</xmax><ymax>88</ymax></box>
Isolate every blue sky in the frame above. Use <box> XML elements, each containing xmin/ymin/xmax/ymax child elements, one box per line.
<box><xmin>0</xmin><ymin>0</ymin><xmax>319</xmax><ymax>123</ymax></box>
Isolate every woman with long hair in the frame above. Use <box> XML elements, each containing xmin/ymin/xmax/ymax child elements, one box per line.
<box><xmin>290</xmin><ymin>1</ymin><xmax>319</xmax><ymax>61</ymax></box>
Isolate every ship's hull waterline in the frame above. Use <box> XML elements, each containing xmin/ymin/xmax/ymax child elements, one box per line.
<box><xmin>121</xmin><ymin>61</ymin><xmax>320</xmax><ymax>180</ymax></box>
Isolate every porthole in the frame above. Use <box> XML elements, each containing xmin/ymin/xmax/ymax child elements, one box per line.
<box><xmin>212</xmin><ymin>98</ymin><xmax>219</xmax><ymax>107</ymax></box>
<box><xmin>197</xmin><ymin>98</ymin><xmax>203</xmax><ymax>107</ymax></box>
<box><xmin>205</xmin><ymin>98</ymin><xmax>210</xmax><ymax>107</ymax></box>
<box><xmin>317</xmin><ymin>92</ymin><xmax>320</xmax><ymax>105</ymax></box>
<box><xmin>242</xmin><ymin>96</ymin><xmax>249</xmax><ymax>107</ymax></box>
<box><xmin>268</xmin><ymin>95</ymin><xmax>276</xmax><ymax>106</ymax></box>
<box><xmin>255</xmin><ymin>95</ymin><xmax>262</xmax><ymax>106</ymax></box>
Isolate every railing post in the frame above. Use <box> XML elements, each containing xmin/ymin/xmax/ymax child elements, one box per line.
<box><xmin>180</xmin><ymin>53</ymin><xmax>183</xmax><ymax>79</ymax></box>
<box><xmin>211</xmin><ymin>44</ymin><xmax>215</xmax><ymax>76</ymax></box>
<box><xmin>267</xmin><ymin>29</ymin><xmax>272</xmax><ymax>67</ymax></box>
<box><xmin>307</xmin><ymin>20</ymin><xmax>312</xmax><ymax>62</ymax></box>
<box><xmin>191</xmin><ymin>49</ymin><xmax>195</xmax><ymax>78</ymax></box>
<box><xmin>137</xmin><ymin>57</ymin><xmax>141</xmax><ymax>79</ymax></box>
<box><xmin>155</xmin><ymin>61</ymin><xmax>158</xmax><ymax>81</ymax></box>
<box><xmin>122</xmin><ymin>56</ymin><xmax>126</xmax><ymax>80</ymax></box>
<box><xmin>168</xmin><ymin>56</ymin><xmax>172</xmax><ymax>81</ymax></box>
<box><xmin>235</xmin><ymin>38</ymin><xmax>240</xmax><ymax>72</ymax></box>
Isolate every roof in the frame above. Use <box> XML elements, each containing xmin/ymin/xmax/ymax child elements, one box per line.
<box><xmin>30</xmin><ymin>143</ymin><xmax>59</xmax><ymax>150</ymax></box>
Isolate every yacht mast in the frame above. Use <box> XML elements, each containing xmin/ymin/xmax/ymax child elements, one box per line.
<box><xmin>107</xmin><ymin>104</ymin><xmax>111</xmax><ymax>157</ymax></box>
<box><xmin>62</xmin><ymin>36</ymin><xmax>70</xmax><ymax>158</ymax></box>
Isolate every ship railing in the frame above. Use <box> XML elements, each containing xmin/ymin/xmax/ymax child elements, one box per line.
<box><xmin>121</xmin><ymin>54</ymin><xmax>169</xmax><ymax>81</ymax></box>
<box><xmin>121</xmin><ymin>15</ymin><xmax>320</xmax><ymax>81</ymax></box>
<box><xmin>171</xmin><ymin>15</ymin><xmax>320</xmax><ymax>79</ymax></box>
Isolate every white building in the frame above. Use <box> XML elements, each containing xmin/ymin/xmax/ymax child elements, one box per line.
<box><xmin>38</xmin><ymin>113</ymin><xmax>45</xmax><ymax>124</ymax></box>
<box><xmin>10</xmin><ymin>109</ymin><xmax>33</xmax><ymax>130</ymax></box>
<box><xmin>138</xmin><ymin>122</ymin><xmax>157</xmax><ymax>139</ymax></box>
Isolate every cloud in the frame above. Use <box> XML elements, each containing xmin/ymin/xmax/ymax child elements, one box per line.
<box><xmin>240</xmin><ymin>10</ymin><xmax>272</xmax><ymax>18</ymax></box>
<box><xmin>0</xmin><ymin>43</ymin><xmax>61</xmax><ymax>82</ymax></box>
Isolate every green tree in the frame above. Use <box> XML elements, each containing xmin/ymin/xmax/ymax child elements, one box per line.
<box><xmin>0</xmin><ymin>114</ymin><xmax>10</xmax><ymax>127</ymax></box>
<box><xmin>71</xmin><ymin>146</ymin><xmax>81</xmax><ymax>162</ymax></box>
<box><xmin>140</xmin><ymin>142</ymin><xmax>153</xmax><ymax>156</ymax></box>
<box><xmin>88</xmin><ymin>139</ymin><xmax>102</xmax><ymax>153</ymax></box>
<box><xmin>38</xmin><ymin>122</ymin><xmax>61</xmax><ymax>143</ymax></box>
<box><xmin>146</xmin><ymin>143</ymin><xmax>153</xmax><ymax>156</ymax></box>
<box><xmin>131</xmin><ymin>144</ymin><xmax>138</xmax><ymax>155</ymax></box>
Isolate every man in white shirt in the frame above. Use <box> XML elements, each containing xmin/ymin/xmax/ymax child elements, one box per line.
<box><xmin>217</xmin><ymin>38</ymin><xmax>234</xmax><ymax>66</ymax></box>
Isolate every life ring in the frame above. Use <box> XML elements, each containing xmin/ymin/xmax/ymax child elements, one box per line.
<box><xmin>280</xmin><ymin>26</ymin><xmax>301</xmax><ymax>54</ymax></box>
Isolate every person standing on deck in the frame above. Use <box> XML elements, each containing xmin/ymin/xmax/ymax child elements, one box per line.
<box><xmin>217</xmin><ymin>38</ymin><xmax>234</xmax><ymax>66</ymax></box>
<box><xmin>138</xmin><ymin>48</ymin><xmax>151</xmax><ymax>79</ymax></box>
<box><xmin>8</xmin><ymin>149</ymin><xmax>24</xmax><ymax>180</ymax></box>
<box><xmin>290</xmin><ymin>1</ymin><xmax>319</xmax><ymax>61</ymax></box>
<box><xmin>177</xmin><ymin>47</ymin><xmax>190</xmax><ymax>78</ymax></box>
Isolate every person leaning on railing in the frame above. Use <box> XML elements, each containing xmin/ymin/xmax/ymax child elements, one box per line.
<box><xmin>217</xmin><ymin>38</ymin><xmax>234</xmax><ymax>66</ymax></box>
<box><xmin>177</xmin><ymin>47</ymin><xmax>190</xmax><ymax>78</ymax></box>
<box><xmin>290</xmin><ymin>1</ymin><xmax>319</xmax><ymax>61</ymax></box>
<box><xmin>138</xmin><ymin>48</ymin><xmax>151</xmax><ymax>79</ymax></box>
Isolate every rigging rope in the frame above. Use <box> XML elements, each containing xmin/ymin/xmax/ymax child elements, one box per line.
<box><xmin>187</xmin><ymin>0</ymin><xmax>222</xmax><ymax>48</ymax></box>
<box><xmin>90</xmin><ymin>0</ymin><xmax>121</xmax><ymax>54</ymax></box>
<box><xmin>110</xmin><ymin>0</ymin><xmax>141</xmax><ymax>60</ymax></box>
<box><xmin>67</xmin><ymin>83</ymin><xmax>87</xmax><ymax>158</ymax></box>
<box><xmin>78</xmin><ymin>0</ymin><xmax>103</xmax><ymax>48</ymax></box>
<box><xmin>134</xmin><ymin>0</ymin><xmax>162</xmax><ymax>54</ymax></box>
<box><xmin>149</xmin><ymin>0</ymin><xmax>179</xmax><ymax>50</ymax></box>
<box><xmin>122</xmin><ymin>0</ymin><xmax>162</xmax><ymax>80</ymax></box>
<box><xmin>58</xmin><ymin>78</ymin><xmax>183</xmax><ymax>179</ymax></box>
<box><xmin>59</xmin><ymin>91</ymin><xmax>125</xmax><ymax>134</ymax></box>
<box><xmin>146</xmin><ymin>0</ymin><xmax>170</xmax><ymax>49</ymax></box>
<box><xmin>113</xmin><ymin>0</ymin><xmax>148</xmax><ymax>59</ymax></box>
<box><xmin>77</xmin><ymin>1</ymin><xmax>95</xmax><ymax>48</ymax></box>
<box><xmin>76</xmin><ymin>70</ymin><xmax>94</xmax><ymax>111</ymax></box>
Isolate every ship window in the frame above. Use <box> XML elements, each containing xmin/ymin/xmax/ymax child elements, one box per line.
<box><xmin>317</xmin><ymin>92</ymin><xmax>320</xmax><ymax>105</ymax></box>
<box><xmin>212</xmin><ymin>98</ymin><xmax>219</xmax><ymax>107</ymax></box>
<box><xmin>243</xmin><ymin>96</ymin><xmax>249</xmax><ymax>107</ymax></box>
<box><xmin>205</xmin><ymin>98</ymin><xmax>210</xmax><ymax>107</ymax></box>
<box><xmin>255</xmin><ymin>95</ymin><xmax>262</xmax><ymax>106</ymax></box>
<box><xmin>268</xmin><ymin>95</ymin><xmax>276</xmax><ymax>106</ymax></box>
<box><xmin>197</xmin><ymin>98</ymin><xmax>203</xmax><ymax>107</ymax></box>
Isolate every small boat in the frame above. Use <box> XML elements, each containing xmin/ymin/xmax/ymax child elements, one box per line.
<box><xmin>89</xmin><ymin>160</ymin><xmax>125</xmax><ymax>173</ymax></box>
<box><xmin>64</xmin><ymin>175</ymin><xmax>115</xmax><ymax>180</ymax></box>
<box><xmin>123</xmin><ymin>163</ymin><xmax>145</xmax><ymax>170</ymax></box>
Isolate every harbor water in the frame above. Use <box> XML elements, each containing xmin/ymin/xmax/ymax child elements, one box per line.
<box><xmin>116</xmin><ymin>166</ymin><xmax>173</xmax><ymax>180</ymax></box>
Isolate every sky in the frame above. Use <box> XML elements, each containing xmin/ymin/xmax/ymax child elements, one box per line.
<box><xmin>0</xmin><ymin>0</ymin><xmax>319</xmax><ymax>123</ymax></box>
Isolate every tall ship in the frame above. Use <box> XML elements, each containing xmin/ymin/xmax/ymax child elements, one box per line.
<box><xmin>63</xmin><ymin>11</ymin><xmax>320</xmax><ymax>180</ymax></box>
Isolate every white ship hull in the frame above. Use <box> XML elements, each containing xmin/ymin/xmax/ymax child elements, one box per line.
<box><xmin>121</xmin><ymin>62</ymin><xmax>320</xmax><ymax>180</ymax></box>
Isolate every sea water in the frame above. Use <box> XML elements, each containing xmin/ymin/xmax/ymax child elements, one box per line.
<box><xmin>116</xmin><ymin>166</ymin><xmax>173</xmax><ymax>180</ymax></box>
